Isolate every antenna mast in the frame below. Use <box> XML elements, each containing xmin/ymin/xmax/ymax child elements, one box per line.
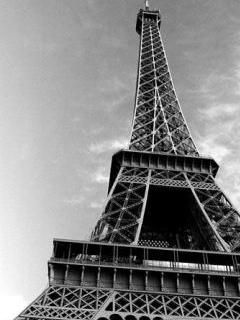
<box><xmin>145</xmin><ymin>0</ymin><xmax>150</xmax><ymax>10</ymax></box>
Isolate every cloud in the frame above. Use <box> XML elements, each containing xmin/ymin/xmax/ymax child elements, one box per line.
<box><xmin>217</xmin><ymin>160</ymin><xmax>240</xmax><ymax>210</ymax></box>
<box><xmin>90</xmin><ymin>200</ymin><xmax>104</xmax><ymax>209</ymax></box>
<box><xmin>97</xmin><ymin>75</ymin><xmax>134</xmax><ymax>111</ymax></box>
<box><xmin>92</xmin><ymin>166</ymin><xmax>109</xmax><ymax>184</ymax></box>
<box><xmin>196</xmin><ymin>35</ymin><xmax>240</xmax><ymax>162</ymax></box>
<box><xmin>0</xmin><ymin>295</ymin><xmax>28</xmax><ymax>320</ymax></box>
<box><xmin>99</xmin><ymin>76</ymin><xmax>128</xmax><ymax>94</ymax></box>
<box><xmin>196</xmin><ymin>74</ymin><xmax>234</xmax><ymax>99</ymax></box>
<box><xmin>194</xmin><ymin>34</ymin><xmax>240</xmax><ymax>211</ymax></box>
<box><xmin>197</xmin><ymin>102</ymin><xmax>239</xmax><ymax>163</ymax></box>
<box><xmin>199</xmin><ymin>103</ymin><xmax>239</xmax><ymax>120</ymax></box>
<box><xmin>195</xmin><ymin>33</ymin><xmax>240</xmax><ymax>102</ymax></box>
<box><xmin>197</xmin><ymin>102</ymin><xmax>240</xmax><ymax>163</ymax></box>
<box><xmin>235</xmin><ymin>64</ymin><xmax>240</xmax><ymax>94</ymax></box>
<box><xmin>63</xmin><ymin>195</ymin><xmax>84</xmax><ymax>206</ymax></box>
<box><xmin>198</xmin><ymin>136</ymin><xmax>230</xmax><ymax>162</ymax></box>
<box><xmin>233</xmin><ymin>33</ymin><xmax>240</xmax><ymax>92</ymax></box>
<box><xmin>89</xmin><ymin>137</ymin><xmax>128</xmax><ymax>154</ymax></box>
<box><xmin>197</xmin><ymin>115</ymin><xmax>240</xmax><ymax>210</ymax></box>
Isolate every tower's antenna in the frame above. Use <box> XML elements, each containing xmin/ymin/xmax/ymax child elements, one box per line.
<box><xmin>145</xmin><ymin>0</ymin><xmax>150</xmax><ymax>10</ymax></box>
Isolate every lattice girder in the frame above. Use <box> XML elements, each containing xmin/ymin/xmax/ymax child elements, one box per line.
<box><xmin>16</xmin><ymin>285</ymin><xmax>240</xmax><ymax>320</ymax></box>
<box><xmin>92</xmin><ymin>161</ymin><xmax>240</xmax><ymax>251</ymax></box>
<box><xmin>102</xmin><ymin>291</ymin><xmax>240</xmax><ymax>319</ymax></box>
<box><xmin>193</xmin><ymin>187</ymin><xmax>240</xmax><ymax>251</ymax></box>
<box><xmin>16</xmin><ymin>286</ymin><xmax>112</xmax><ymax>320</ymax></box>
<box><xmin>92</xmin><ymin>167</ymin><xmax>149</xmax><ymax>244</ymax></box>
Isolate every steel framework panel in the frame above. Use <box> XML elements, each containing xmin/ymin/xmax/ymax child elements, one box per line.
<box><xmin>16</xmin><ymin>285</ymin><xmax>240</xmax><ymax>320</ymax></box>
<box><xmin>92</xmin><ymin>164</ymin><xmax>240</xmax><ymax>252</ymax></box>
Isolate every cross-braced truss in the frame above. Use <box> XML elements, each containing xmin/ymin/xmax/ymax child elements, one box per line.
<box><xmin>16</xmin><ymin>285</ymin><xmax>240</xmax><ymax>320</ymax></box>
<box><xmin>91</xmin><ymin>167</ymin><xmax>149</xmax><ymax>244</ymax></box>
<box><xmin>16</xmin><ymin>286</ymin><xmax>112</xmax><ymax>320</ymax></box>
<box><xmin>129</xmin><ymin>11</ymin><xmax>198</xmax><ymax>156</ymax></box>
<box><xmin>92</xmin><ymin>167</ymin><xmax>240</xmax><ymax>252</ymax></box>
<box><xmin>194</xmin><ymin>187</ymin><xmax>240</xmax><ymax>251</ymax></box>
<box><xmin>105</xmin><ymin>291</ymin><xmax>240</xmax><ymax>319</ymax></box>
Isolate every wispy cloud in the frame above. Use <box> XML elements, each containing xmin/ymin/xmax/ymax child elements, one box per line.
<box><xmin>63</xmin><ymin>195</ymin><xmax>85</xmax><ymax>206</ymax></box>
<box><xmin>90</xmin><ymin>200</ymin><xmax>104</xmax><ymax>209</ymax></box>
<box><xmin>92</xmin><ymin>166</ymin><xmax>109</xmax><ymax>184</ymax></box>
<box><xmin>234</xmin><ymin>64</ymin><xmax>240</xmax><ymax>94</ymax></box>
<box><xmin>217</xmin><ymin>161</ymin><xmax>240</xmax><ymax>209</ymax></box>
<box><xmin>198</xmin><ymin>136</ymin><xmax>231</xmax><ymax>162</ymax></box>
<box><xmin>99</xmin><ymin>76</ymin><xmax>129</xmax><ymax>94</ymax></box>
<box><xmin>199</xmin><ymin>103</ymin><xmax>239</xmax><ymax>120</ymax></box>
<box><xmin>198</xmin><ymin>102</ymin><xmax>240</xmax><ymax>162</ymax></box>
<box><xmin>89</xmin><ymin>137</ymin><xmax>128</xmax><ymax>154</ymax></box>
<box><xmin>97</xmin><ymin>74</ymin><xmax>134</xmax><ymax>111</ymax></box>
<box><xmin>196</xmin><ymin>74</ymin><xmax>235</xmax><ymax>99</ymax></box>
<box><xmin>196</xmin><ymin>34</ymin><xmax>240</xmax><ymax>209</ymax></box>
<box><xmin>233</xmin><ymin>32</ymin><xmax>240</xmax><ymax>93</ymax></box>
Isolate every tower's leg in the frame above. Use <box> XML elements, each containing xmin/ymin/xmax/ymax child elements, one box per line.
<box><xmin>92</xmin><ymin>167</ymin><xmax>150</xmax><ymax>244</ymax></box>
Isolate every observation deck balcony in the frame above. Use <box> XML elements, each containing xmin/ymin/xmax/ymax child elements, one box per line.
<box><xmin>49</xmin><ymin>239</ymin><xmax>240</xmax><ymax>297</ymax></box>
<box><xmin>109</xmin><ymin>149</ymin><xmax>219</xmax><ymax>191</ymax></box>
<box><xmin>50</xmin><ymin>239</ymin><xmax>240</xmax><ymax>275</ymax></box>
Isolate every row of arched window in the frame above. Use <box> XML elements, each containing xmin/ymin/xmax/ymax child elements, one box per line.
<box><xmin>98</xmin><ymin>315</ymin><xmax>163</xmax><ymax>320</ymax></box>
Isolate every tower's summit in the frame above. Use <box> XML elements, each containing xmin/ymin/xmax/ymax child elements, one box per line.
<box><xmin>136</xmin><ymin>5</ymin><xmax>161</xmax><ymax>35</ymax></box>
<box><xmin>145</xmin><ymin>0</ymin><xmax>150</xmax><ymax>10</ymax></box>
<box><xmin>16</xmin><ymin>3</ymin><xmax>240</xmax><ymax>320</ymax></box>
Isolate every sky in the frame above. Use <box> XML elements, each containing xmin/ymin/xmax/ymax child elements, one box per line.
<box><xmin>0</xmin><ymin>0</ymin><xmax>240</xmax><ymax>319</ymax></box>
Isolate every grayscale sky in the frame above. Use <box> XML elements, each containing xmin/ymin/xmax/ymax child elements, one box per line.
<box><xmin>1</xmin><ymin>0</ymin><xmax>240</xmax><ymax>319</ymax></box>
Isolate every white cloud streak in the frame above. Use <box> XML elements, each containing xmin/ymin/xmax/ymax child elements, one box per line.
<box><xmin>90</xmin><ymin>200</ymin><xmax>104</xmax><ymax>209</ymax></box>
<box><xmin>196</xmin><ymin>34</ymin><xmax>240</xmax><ymax>209</ymax></box>
<box><xmin>199</xmin><ymin>103</ymin><xmax>239</xmax><ymax>119</ymax></box>
<box><xmin>63</xmin><ymin>196</ymin><xmax>84</xmax><ymax>206</ymax></box>
<box><xmin>92</xmin><ymin>166</ymin><xmax>109</xmax><ymax>184</ymax></box>
<box><xmin>198</xmin><ymin>137</ymin><xmax>230</xmax><ymax>163</ymax></box>
<box><xmin>89</xmin><ymin>137</ymin><xmax>128</xmax><ymax>154</ymax></box>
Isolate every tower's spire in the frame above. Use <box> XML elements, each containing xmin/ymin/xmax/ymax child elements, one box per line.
<box><xmin>145</xmin><ymin>0</ymin><xmax>150</xmax><ymax>10</ymax></box>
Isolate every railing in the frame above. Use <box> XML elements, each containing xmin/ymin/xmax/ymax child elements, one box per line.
<box><xmin>49</xmin><ymin>256</ymin><xmax>237</xmax><ymax>275</ymax></box>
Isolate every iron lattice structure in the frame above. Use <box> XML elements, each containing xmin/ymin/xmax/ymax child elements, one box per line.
<box><xmin>129</xmin><ymin>9</ymin><xmax>198</xmax><ymax>155</ymax></box>
<box><xmin>16</xmin><ymin>4</ymin><xmax>240</xmax><ymax>320</ymax></box>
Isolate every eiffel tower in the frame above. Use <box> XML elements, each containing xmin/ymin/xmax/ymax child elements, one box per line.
<box><xmin>16</xmin><ymin>1</ymin><xmax>240</xmax><ymax>320</ymax></box>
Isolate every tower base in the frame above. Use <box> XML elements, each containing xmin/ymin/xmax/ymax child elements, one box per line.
<box><xmin>16</xmin><ymin>240</ymin><xmax>240</xmax><ymax>320</ymax></box>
